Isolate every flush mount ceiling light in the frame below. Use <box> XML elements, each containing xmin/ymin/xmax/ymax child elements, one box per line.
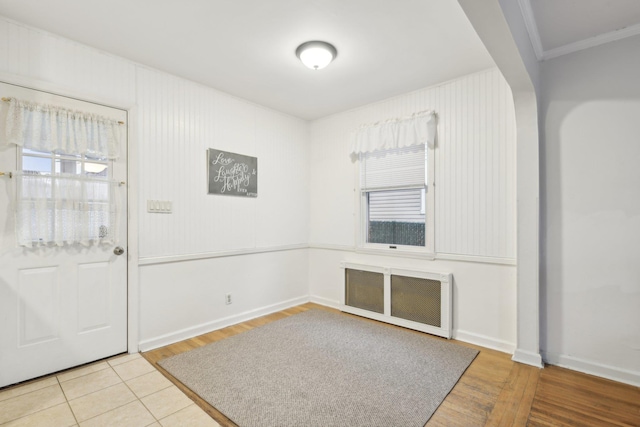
<box><xmin>295</xmin><ymin>41</ymin><xmax>337</xmax><ymax>70</ymax></box>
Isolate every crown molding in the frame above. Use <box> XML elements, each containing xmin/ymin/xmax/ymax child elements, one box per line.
<box><xmin>542</xmin><ymin>21</ymin><xmax>640</xmax><ymax>60</ymax></box>
<box><xmin>517</xmin><ymin>0</ymin><xmax>640</xmax><ymax>62</ymax></box>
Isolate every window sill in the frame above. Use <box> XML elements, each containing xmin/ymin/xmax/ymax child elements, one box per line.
<box><xmin>355</xmin><ymin>245</ymin><xmax>435</xmax><ymax>260</ymax></box>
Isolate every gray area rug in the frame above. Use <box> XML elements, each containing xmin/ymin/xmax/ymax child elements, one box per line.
<box><xmin>159</xmin><ymin>309</ymin><xmax>478</xmax><ymax>427</ymax></box>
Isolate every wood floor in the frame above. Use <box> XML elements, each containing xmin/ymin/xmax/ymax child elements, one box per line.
<box><xmin>142</xmin><ymin>303</ymin><xmax>640</xmax><ymax>427</ymax></box>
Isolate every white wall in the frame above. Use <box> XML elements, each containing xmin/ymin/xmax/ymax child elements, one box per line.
<box><xmin>139</xmin><ymin>250</ymin><xmax>309</xmax><ymax>350</ymax></box>
<box><xmin>0</xmin><ymin>17</ymin><xmax>311</xmax><ymax>349</ymax></box>
<box><xmin>136</xmin><ymin>67</ymin><xmax>309</xmax><ymax>258</ymax></box>
<box><xmin>310</xmin><ymin>68</ymin><xmax>517</xmax><ymax>258</ymax></box>
<box><xmin>308</xmin><ymin>68</ymin><xmax>519</xmax><ymax>352</ymax></box>
<box><xmin>540</xmin><ymin>35</ymin><xmax>640</xmax><ymax>385</ymax></box>
<box><xmin>0</xmin><ymin>18</ymin><xmax>136</xmax><ymax>106</ymax></box>
<box><xmin>134</xmin><ymin>66</ymin><xmax>310</xmax><ymax>348</ymax></box>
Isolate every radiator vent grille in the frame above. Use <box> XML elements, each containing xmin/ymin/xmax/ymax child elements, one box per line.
<box><xmin>345</xmin><ymin>269</ymin><xmax>384</xmax><ymax>314</ymax></box>
<box><xmin>391</xmin><ymin>275</ymin><xmax>441</xmax><ymax>327</ymax></box>
<box><xmin>341</xmin><ymin>263</ymin><xmax>452</xmax><ymax>339</ymax></box>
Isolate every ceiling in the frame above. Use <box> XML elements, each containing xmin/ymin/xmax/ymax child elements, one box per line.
<box><xmin>2</xmin><ymin>1</ymin><xmax>637</xmax><ymax>119</ymax></box>
<box><xmin>520</xmin><ymin>0</ymin><xmax>640</xmax><ymax>60</ymax></box>
<box><xmin>0</xmin><ymin>0</ymin><xmax>495</xmax><ymax>120</ymax></box>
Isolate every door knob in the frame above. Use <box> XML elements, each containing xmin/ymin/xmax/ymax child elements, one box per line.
<box><xmin>113</xmin><ymin>246</ymin><xmax>125</xmax><ymax>256</ymax></box>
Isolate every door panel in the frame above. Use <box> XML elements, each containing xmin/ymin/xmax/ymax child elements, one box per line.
<box><xmin>78</xmin><ymin>262</ymin><xmax>111</xmax><ymax>332</ymax></box>
<box><xmin>18</xmin><ymin>267</ymin><xmax>59</xmax><ymax>346</ymax></box>
<box><xmin>0</xmin><ymin>81</ymin><xmax>128</xmax><ymax>387</ymax></box>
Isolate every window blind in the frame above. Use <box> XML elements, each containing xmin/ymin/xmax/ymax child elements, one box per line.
<box><xmin>360</xmin><ymin>145</ymin><xmax>426</xmax><ymax>191</ymax></box>
<box><xmin>368</xmin><ymin>189</ymin><xmax>424</xmax><ymax>222</ymax></box>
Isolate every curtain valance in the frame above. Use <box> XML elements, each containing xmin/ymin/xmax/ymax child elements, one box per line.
<box><xmin>5</xmin><ymin>98</ymin><xmax>121</xmax><ymax>159</ymax></box>
<box><xmin>349</xmin><ymin>110</ymin><xmax>436</xmax><ymax>158</ymax></box>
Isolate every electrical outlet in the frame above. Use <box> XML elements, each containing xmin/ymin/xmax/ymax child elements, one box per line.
<box><xmin>225</xmin><ymin>293</ymin><xmax>232</xmax><ymax>305</ymax></box>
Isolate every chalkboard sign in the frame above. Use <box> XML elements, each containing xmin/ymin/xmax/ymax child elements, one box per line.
<box><xmin>207</xmin><ymin>148</ymin><xmax>258</xmax><ymax>197</ymax></box>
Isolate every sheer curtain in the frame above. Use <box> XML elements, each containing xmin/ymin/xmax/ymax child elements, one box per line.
<box><xmin>4</xmin><ymin>98</ymin><xmax>123</xmax><ymax>247</ymax></box>
<box><xmin>16</xmin><ymin>173</ymin><xmax>121</xmax><ymax>247</ymax></box>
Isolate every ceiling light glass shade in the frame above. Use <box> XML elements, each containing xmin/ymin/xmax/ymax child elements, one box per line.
<box><xmin>296</xmin><ymin>41</ymin><xmax>337</xmax><ymax>70</ymax></box>
<box><xmin>84</xmin><ymin>163</ymin><xmax>107</xmax><ymax>174</ymax></box>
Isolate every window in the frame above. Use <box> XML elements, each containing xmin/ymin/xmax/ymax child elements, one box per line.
<box><xmin>5</xmin><ymin>96</ymin><xmax>122</xmax><ymax>247</ymax></box>
<box><xmin>359</xmin><ymin>144</ymin><xmax>434</xmax><ymax>253</ymax></box>
<box><xmin>350</xmin><ymin>110</ymin><xmax>437</xmax><ymax>255</ymax></box>
<box><xmin>18</xmin><ymin>148</ymin><xmax>116</xmax><ymax>246</ymax></box>
<box><xmin>367</xmin><ymin>188</ymin><xmax>425</xmax><ymax>246</ymax></box>
<box><xmin>22</xmin><ymin>148</ymin><xmax>109</xmax><ymax>177</ymax></box>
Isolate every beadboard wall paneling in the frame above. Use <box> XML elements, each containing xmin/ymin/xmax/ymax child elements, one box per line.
<box><xmin>136</xmin><ymin>67</ymin><xmax>309</xmax><ymax>258</ymax></box>
<box><xmin>309</xmin><ymin>68</ymin><xmax>516</xmax><ymax>259</ymax></box>
<box><xmin>0</xmin><ymin>18</ymin><xmax>135</xmax><ymax>107</ymax></box>
<box><xmin>0</xmin><ymin>18</ymin><xmax>309</xmax><ymax>259</ymax></box>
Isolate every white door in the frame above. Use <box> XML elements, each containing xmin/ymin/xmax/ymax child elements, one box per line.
<box><xmin>0</xmin><ymin>82</ymin><xmax>128</xmax><ymax>388</ymax></box>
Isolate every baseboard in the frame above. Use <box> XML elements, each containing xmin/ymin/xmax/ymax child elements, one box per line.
<box><xmin>309</xmin><ymin>295</ymin><xmax>341</xmax><ymax>310</ymax></box>
<box><xmin>308</xmin><ymin>299</ymin><xmax>516</xmax><ymax>354</ymax></box>
<box><xmin>542</xmin><ymin>351</ymin><xmax>640</xmax><ymax>387</ymax></box>
<box><xmin>512</xmin><ymin>349</ymin><xmax>544</xmax><ymax>368</ymax></box>
<box><xmin>138</xmin><ymin>295</ymin><xmax>310</xmax><ymax>352</ymax></box>
<box><xmin>453</xmin><ymin>330</ymin><xmax>516</xmax><ymax>354</ymax></box>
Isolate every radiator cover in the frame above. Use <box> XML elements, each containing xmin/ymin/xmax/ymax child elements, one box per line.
<box><xmin>341</xmin><ymin>262</ymin><xmax>452</xmax><ymax>338</ymax></box>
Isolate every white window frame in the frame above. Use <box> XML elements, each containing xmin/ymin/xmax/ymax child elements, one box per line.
<box><xmin>356</xmin><ymin>144</ymin><xmax>435</xmax><ymax>258</ymax></box>
<box><xmin>20</xmin><ymin>148</ymin><xmax>111</xmax><ymax>177</ymax></box>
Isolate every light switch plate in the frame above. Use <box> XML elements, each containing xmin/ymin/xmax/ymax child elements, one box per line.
<box><xmin>147</xmin><ymin>200</ymin><xmax>172</xmax><ymax>213</ymax></box>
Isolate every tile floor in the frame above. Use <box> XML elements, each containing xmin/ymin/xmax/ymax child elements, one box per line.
<box><xmin>0</xmin><ymin>353</ymin><xmax>220</xmax><ymax>427</ymax></box>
